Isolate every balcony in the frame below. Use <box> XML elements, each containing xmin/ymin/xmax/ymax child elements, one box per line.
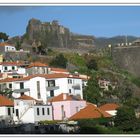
<box><xmin>13</xmin><ymin>88</ymin><xmax>30</xmax><ymax>93</ymax></box>
<box><xmin>72</xmin><ymin>84</ymin><xmax>81</xmax><ymax>90</ymax></box>
<box><xmin>46</xmin><ymin>86</ymin><xmax>59</xmax><ymax>91</ymax></box>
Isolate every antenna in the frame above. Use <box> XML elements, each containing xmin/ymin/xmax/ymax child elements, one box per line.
<box><xmin>125</xmin><ymin>35</ymin><xmax>128</xmax><ymax>46</ymax></box>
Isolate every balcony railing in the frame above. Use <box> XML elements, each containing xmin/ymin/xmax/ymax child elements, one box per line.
<box><xmin>72</xmin><ymin>84</ymin><xmax>81</xmax><ymax>90</ymax></box>
<box><xmin>13</xmin><ymin>88</ymin><xmax>30</xmax><ymax>93</ymax></box>
<box><xmin>46</xmin><ymin>86</ymin><xmax>59</xmax><ymax>91</ymax></box>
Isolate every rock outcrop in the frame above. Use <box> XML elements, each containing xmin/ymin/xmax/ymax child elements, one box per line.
<box><xmin>24</xmin><ymin>18</ymin><xmax>94</xmax><ymax>48</ymax></box>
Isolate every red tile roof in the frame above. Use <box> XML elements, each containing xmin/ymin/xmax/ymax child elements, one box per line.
<box><xmin>99</xmin><ymin>103</ymin><xmax>120</xmax><ymax>111</ymax></box>
<box><xmin>0</xmin><ymin>42</ymin><xmax>13</xmax><ymax>47</ymax></box>
<box><xmin>27</xmin><ymin>62</ymin><xmax>48</xmax><ymax>68</ymax></box>
<box><xmin>51</xmin><ymin>68</ymin><xmax>69</xmax><ymax>73</ymax></box>
<box><xmin>0</xmin><ymin>95</ymin><xmax>14</xmax><ymax>106</ymax></box>
<box><xmin>0</xmin><ymin>73</ymin><xmax>82</xmax><ymax>83</ymax></box>
<box><xmin>48</xmin><ymin>93</ymin><xmax>83</xmax><ymax>102</ymax></box>
<box><xmin>0</xmin><ymin>61</ymin><xmax>24</xmax><ymax>66</ymax></box>
<box><xmin>69</xmin><ymin>103</ymin><xmax>112</xmax><ymax>120</ymax></box>
<box><xmin>18</xmin><ymin>95</ymin><xmax>36</xmax><ymax>100</ymax></box>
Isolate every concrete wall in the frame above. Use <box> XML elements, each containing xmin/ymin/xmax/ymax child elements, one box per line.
<box><xmin>112</xmin><ymin>46</ymin><xmax>140</xmax><ymax>77</ymax></box>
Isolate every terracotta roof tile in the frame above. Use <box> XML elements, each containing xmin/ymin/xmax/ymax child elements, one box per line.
<box><xmin>0</xmin><ymin>95</ymin><xmax>14</xmax><ymax>106</ymax></box>
<box><xmin>18</xmin><ymin>95</ymin><xmax>36</xmax><ymax>100</ymax></box>
<box><xmin>48</xmin><ymin>93</ymin><xmax>83</xmax><ymax>102</ymax></box>
<box><xmin>0</xmin><ymin>42</ymin><xmax>12</xmax><ymax>47</ymax></box>
<box><xmin>27</xmin><ymin>62</ymin><xmax>48</xmax><ymax>68</ymax></box>
<box><xmin>0</xmin><ymin>73</ymin><xmax>82</xmax><ymax>83</ymax></box>
<box><xmin>51</xmin><ymin>67</ymin><xmax>69</xmax><ymax>73</ymax></box>
<box><xmin>0</xmin><ymin>61</ymin><xmax>24</xmax><ymax>66</ymax></box>
<box><xmin>69</xmin><ymin>103</ymin><xmax>112</xmax><ymax>120</ymax></box>
<box><xmin>99</xmin><ymin>103</ymin><xmax>120</xmax><ymax>111</ymax></box>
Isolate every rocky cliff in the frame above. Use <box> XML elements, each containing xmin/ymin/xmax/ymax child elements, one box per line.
<box><xmin>23</xmin><ymin>18</ymin><xmax>94</xmax><ymax>49</ymax></box>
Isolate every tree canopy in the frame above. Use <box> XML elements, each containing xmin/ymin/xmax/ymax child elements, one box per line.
<box><xmin>0</xmin><ymin>32</ymin><xmax>9</xmax><ymax>41</ymax></box>
<box><xmin>114</xmin><ymin>106</ymin><xmax>137</xmax><ymax>131</ymax></box>
<box><xmin>49</xmin><ymin>53</ymin><xmax>68</xmax><ymax>68</ymax></box>
<box><xmin>83</xmin><ymin>74</ymin><xmax>101</xmax><ymax>105</ymax></box>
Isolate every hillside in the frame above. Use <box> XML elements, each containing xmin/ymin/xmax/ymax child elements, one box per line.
<box><xmin>95</xmin><ymin>36</ymin><xmax>138</xmax><ymax>48</ymax></box>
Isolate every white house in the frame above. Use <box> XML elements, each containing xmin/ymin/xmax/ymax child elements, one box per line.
<box><xmin>0</xmin><ymin>61</ymin><xmax>26</xmax><ymax>75</ymax></box>
<box><xmin>0</xmin><ymin>42</ymin><xmax>16</xmax><ymax>52</ymax></box>
<box><xmin>0</xmin><ymin>75</ymin><xmax>48</xmax><ymax>104</ymax></box>
<box><xmin>0</xmin><ymin>73</ymin><xmax>84</xmax><ymax>107</ymax></box>
<box><xmin>13</xmin><ymin>95</ymin><xmax>53</xmax><ymax>124</ymax></box>
<box><xmin>0</xmin><ymin>95</ymin><xmax>14</xmax><ymax>127</ymax></box>
<box><xmin>45</xmin><ymin>73</ymin><xmax>83</xmax><ymax>99</ymax></box>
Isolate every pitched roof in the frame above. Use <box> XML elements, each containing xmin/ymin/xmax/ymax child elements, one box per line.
<box><xmin>48</xmin><ymin>93</ymin><xmax>83</xmax><ymax>102</ymax></box>
<box><xmin>69</xmin><ymin>103</ymin><xmax>112</xmax><ymax>120</ymax></box>
<box><xmin>0</xmin><ymin>95</ymin><xmax>14</xmax><ymax>106</ymax></box>
<box><xmin>27</xmin><ymin>62</ymin><xmax>48</xmax><ymax>68</ymax></box>
<box><xmin>0</xmin><ymin>61</ymin><xmax>24</xmax><ymax>66</ymax></box>
<box><xmin>18</xmin><ymin>95</ymin><xmax>36</xmax><ymax>100</ymax></box>
<box><xmin>44</xmin><ymin>73</ymin><xmax>81</xmax><ymax>79</ymax></box>
<box><xmin>99</xmin><ymin>103</ymin><xmax>120</xmax><ymax>111</ymax></box>
<box><xmin>0</xmin><ymin>73</ymin><xmax>82</xmax><ymax>83</ymax></box>
<box><xmin>0</xmin><ymin>74</ymin><xmax>44</xmax><ymax>83</ymax></box>
<box><xmin>50</xmin><ymin>68</ymin><xmax>69</xmax><ymax>73</ymax></box>
<box><xmin>0</xmin><ymin>42</ymin><xmax>13</xmax><ymax>47</ymax></box>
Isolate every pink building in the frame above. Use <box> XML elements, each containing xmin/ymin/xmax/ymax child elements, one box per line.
<box><xmin>48</xmin><ymin>93</ymin><xmax>86</xmax><ymax>120</ymax></box>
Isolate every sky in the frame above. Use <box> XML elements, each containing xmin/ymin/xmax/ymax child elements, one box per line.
<box><xmin>1</xmin><ymin>6</ymin><xmax>140</xmax><ymax>38</ymax></box>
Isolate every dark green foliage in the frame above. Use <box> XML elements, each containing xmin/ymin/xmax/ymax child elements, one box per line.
<box><xmin>0</xmin><ymin>88</ymin><xmax>13</xmax><ymax>98</ymax></box>
<box><xmin>114</xmin><ymin>106</ymin><xmax>137</xmax><ymax>131</ymax></box>
<box><xmin>0</xmin><ymin>32</ymin><xmax>9</xmax><ymax>41</ymax></box>
<box><xmin>37</xmin><ymin>45</ymin><xmax>46</xmax><ymax>55</ymax></box>
<box><xmin>86</xmin><ymin>59</ymin><xmax>98</xmax><ymax>71</ymax></box>
<box><xmin>83</xmin><ymin>75</ymin><xmax>101</xmax><ymax>104</ymax></box>
<box><xmin>49</xmin><ymin>53</ymin><xmax>68</xmax><ymax>68</ymax></box>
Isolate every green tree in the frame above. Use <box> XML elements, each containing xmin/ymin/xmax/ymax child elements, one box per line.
<box><xmin>83</xmin><ymin>75</ymin><xmax>101</xmax><ymax>105</ymax></box>
<box><xmin>0</xmin><ymin>88</ymin><xmax>13</xmax><ymax>98</ymax></box>
<box><xmin>0</xmin><ymin>32</ymin><xmax>9</xmax><ymax>41</ymax></box>
<box><xmin>114</xmin><ymin>106</ymin><xmax>137</xmax><ymax>131</ymax></box>
<box><xmin>49</xmin><ymin>53</ymin><xmax>68</xmax><ymax>68</ymax></box>
<box><xmin>86</xmin><ymin>59</ymin><xmax>98</xmax><ymax>71</ymax></box>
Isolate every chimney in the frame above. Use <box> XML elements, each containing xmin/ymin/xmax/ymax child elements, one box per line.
<box><xmin>63</xmin><ymin>93</ymin><xmax>67</xmax><ymax>100</ymax></box>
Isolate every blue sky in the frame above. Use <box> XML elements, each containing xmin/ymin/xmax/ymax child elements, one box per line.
<box><xmin>0</xmin><ymin>6</ymin><xmax>140</xmax><ymax>37</ymax></box>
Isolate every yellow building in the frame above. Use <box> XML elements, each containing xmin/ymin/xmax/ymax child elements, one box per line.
<box><xmin>0</xmin><ymin>54</ymin><xmax>3</xmax><ymax>62</ymax></box>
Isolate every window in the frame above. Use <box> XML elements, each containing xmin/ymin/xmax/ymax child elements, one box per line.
<box><xmin>42</xmin><ymin>108</ymin><xmax>45</xmax><ymax>115</ymax></box>
<box><xmin>69</xmin><ymin>89</ymin><xmax>71</xmax><ymax>93</ymax></box>
<box><xmin>37</xmin><ymin>108</ymin><xmax>40</xmax><ymax>115</ymax></box>
<box><xmin>20</xmin><ymin>92</ymin><xmax>24</xmax><ymax>96</ymax></box>
<box><xmin>47</xmin><ymin>108</ymin><xmax>50</xmax><ymax>115</ymax></box>
<box><xmin>20</xmin><ymin>82</ymin><xmax>24</xmax><ymax>89</ymax></box>
<box><xmin>37</xmin><ymin>81</ymin><xmax>41</xmax><ymax>99</ymax></box>
<box><xmin>9</xmin><ymin>83</ymin><xmax>12</xmax><ymax>89</ymax></box>
<box><xmin>16</xmin><ymin>109</ymin><xmax>18</xmax><ymax>116</ymax></box>
<box><xmin>7</xmin><ymin>108</ymin><xmax>11</xmax><ymax>116</ymax></box>
<box><xmin>48</xmin><ymin>80</ymin><xmax>55</xmax><ymax>87</ymax></box>
<box><xmin>12</xmin><ymin>66</ymin><xmax>15</xmax><ymax>70</ymax></box>
<box><xmin>68</xmin><ymin>79</ymin><xmax>72</xmax><ymax>84</ymax></box>
<box><xmin>4</xmin><ymin>66</ymin><xmax>7</xmax><ymax>71</ymax></box>
<box><xmin>50</xmin><ymin>90</ymin><xmax>54</xmax><ymax>97</ymax></box>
